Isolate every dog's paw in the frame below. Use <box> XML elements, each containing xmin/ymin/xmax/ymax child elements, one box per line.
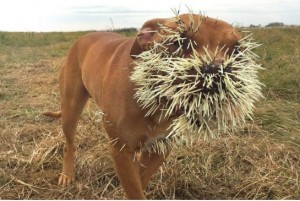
<box><xmin>58</xmin><ymin>173</ymin><xmax>74</xmax><ymax>186</ymax></box>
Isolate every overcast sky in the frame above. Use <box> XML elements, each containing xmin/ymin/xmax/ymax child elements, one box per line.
<box><xmin>0</xmin><ymin>0</ymin><xmax>299</xmax><ymax>32</ymax></box>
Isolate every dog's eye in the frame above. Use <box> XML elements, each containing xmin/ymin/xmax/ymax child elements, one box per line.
<box><xmin>173</xmin><ymin>32</ymin><xmax>187</xmax><ymax>47</ymax></box>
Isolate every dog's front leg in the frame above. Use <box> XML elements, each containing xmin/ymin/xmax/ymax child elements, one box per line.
<box><xmin>110</xmin><ymin>146</ymin><xmax>146</xmax><ymax>199</ymax></box>
<box><xmin>139</xmin><ymin>150</ymin><xmax>170</xmax><ymax>189</ymax></box>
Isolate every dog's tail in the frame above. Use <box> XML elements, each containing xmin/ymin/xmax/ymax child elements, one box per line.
<box><xmin>43</xmin><ymin>111</ymin><xmax>62</xmax><ymax>118</ymax></box>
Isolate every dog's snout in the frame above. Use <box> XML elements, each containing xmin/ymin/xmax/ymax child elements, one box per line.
<box><xmin>201</xmin><ymin>59</ymin><xmax>224</xmax><ymax>74</ymax></box>
<box><xmin>201</xmin><ymin>63</ymin><xmax>221</xmax><ymax>74</ymax></box>
<box><xmin>213</xmin><ymin>59</ymin><xmax>224</xmax><ymax>66</ymax></box>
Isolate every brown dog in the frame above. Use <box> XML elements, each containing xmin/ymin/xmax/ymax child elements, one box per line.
<box><xmin>44</xmin><ymin>14</ymin><xmax>241</xmax><ymax>199</ymax></box>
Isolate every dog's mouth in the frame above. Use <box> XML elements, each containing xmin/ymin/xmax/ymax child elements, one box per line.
<box><xmin>169</xmin><ymin>62</ymin><xmax>236</xmax><ymax>119</ymax></box>
<box><xmin>152</xmin><ymin>59</ymin><xmax>237</xmax><ymax>116</ymax></box>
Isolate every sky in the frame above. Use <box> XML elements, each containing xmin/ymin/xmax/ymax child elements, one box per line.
<box><xmin>0</xmin><ymin>0</ymin><xmax>299</xmax><ymax>32</ymax></box>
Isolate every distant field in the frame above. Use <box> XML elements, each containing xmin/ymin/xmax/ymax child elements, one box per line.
<box><xmin>0</xmin><ymin>27</ymin><xmax>299</xmax><ymax>199</ymax></box>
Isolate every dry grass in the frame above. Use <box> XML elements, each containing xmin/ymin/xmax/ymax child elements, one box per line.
<box><xmin>0</xmin><ymin>28</ymin><xmax>300</xmax><ymax>199</ymax></box>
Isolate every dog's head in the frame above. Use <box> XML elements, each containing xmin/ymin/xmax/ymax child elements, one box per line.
<box><xmin>130</xmin><ymin>13</ymin><xmax>263</xmax><ymax>140</ymax></box>
<box><xmin>131</xmin><ymin>14</ymin><xmax>240</xmax><ymax>62</ymax></box>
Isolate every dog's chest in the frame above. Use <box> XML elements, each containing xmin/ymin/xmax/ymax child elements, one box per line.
<box><xmin>144</xmin><ymin>133</ymin><xmax>167</xmax><ymax>147</ymax></box>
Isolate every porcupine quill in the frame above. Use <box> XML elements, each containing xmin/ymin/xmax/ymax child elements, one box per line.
<box><xmin>130</xmin><ymin>10</ymin><xmax>264</xmax><ymax>153</ymax></box>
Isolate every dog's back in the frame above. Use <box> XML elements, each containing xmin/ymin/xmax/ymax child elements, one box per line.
<box><xmin>62</xmin><ymin>32</ymin><xmax>135</xmax><ymax>110</ymax></box>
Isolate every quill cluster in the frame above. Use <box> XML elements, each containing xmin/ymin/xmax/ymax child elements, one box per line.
<box><xmin>130</xmin><ymin>13</ymin><xmax>264</xmax><ymax>152</ymax></box>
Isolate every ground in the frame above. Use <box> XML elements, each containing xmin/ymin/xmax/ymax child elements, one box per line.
<box><xmin>0</xmin><ymin>28</ymin><xmax>299</xmax><ymax>199</ymax></box>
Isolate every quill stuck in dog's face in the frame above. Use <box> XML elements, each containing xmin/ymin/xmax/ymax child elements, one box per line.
<box><xmin>131</xmin><ymin>14</ymin><xmax>263</xmax><ymax>141</ymax></box>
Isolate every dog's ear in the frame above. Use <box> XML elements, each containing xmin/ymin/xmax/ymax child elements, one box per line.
<box><xmin>130</xmin><ymin>19</ymin><xmax>166</xmax><ymax>59</ymax></box>
<box><xmin>130</xmin><ymin>28</ymin><xmax>156</xmax><ymax>58</ymax></box>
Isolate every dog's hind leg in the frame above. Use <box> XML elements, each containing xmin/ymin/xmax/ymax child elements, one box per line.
<box><xmin>57</xmin><ymin>62</ymin><xmax>89</xmax><ymax>186</ymax></box>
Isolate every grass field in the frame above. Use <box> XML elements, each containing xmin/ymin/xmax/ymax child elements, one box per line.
<box><xmin>0</xmin><ymin>27</ymin><xmax>299</xmax><ymax>199</ymax></box>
